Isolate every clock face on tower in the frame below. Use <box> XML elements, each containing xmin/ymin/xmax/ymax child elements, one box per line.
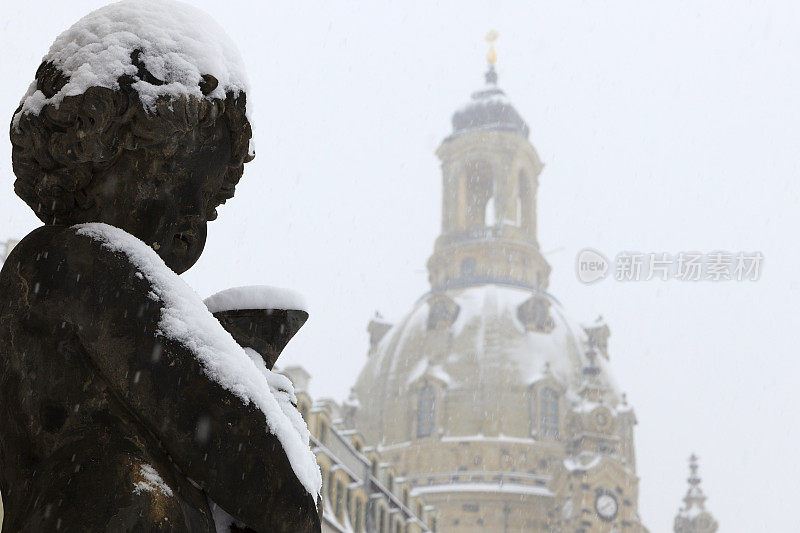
<box><xmin>595</xmin><ymin>490</ymin><xmax>619</xmax><ymax>522</ymax></box>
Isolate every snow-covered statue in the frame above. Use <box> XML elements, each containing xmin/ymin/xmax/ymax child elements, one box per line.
<box><xmin>0</xmin><ymin>1</ymin><xmax>322</xmax><ymax>531</ymax></box>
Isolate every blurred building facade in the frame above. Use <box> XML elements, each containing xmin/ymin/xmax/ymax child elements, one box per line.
<box><xmin>346</xmin><ymin>61</ymin><xmax>648</xmax><ymax>533</ymax></box>
<box><xmin>283</xmin><ymin>366</ymin><xmax>438</xmax><ymax>533</ymax></box>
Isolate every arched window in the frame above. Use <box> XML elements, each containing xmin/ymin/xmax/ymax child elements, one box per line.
<box><xmin>417</xmin><ymin>385</ymin><xmax>436</xmax><ymax>437</ymax></box>
<box><xmin>464</xmin><ymin>160</ymin><xmax>493</xmax><ymax>227</ymax></box>
<box><xmin>484</xmin><ymin>196</ymin><xmax>496</xmax><ymax>226</ymax></box>
<box><xmin>540</xmin><ymin>388</ymin><xmax>560</xmax><ymax>439</ymax></box>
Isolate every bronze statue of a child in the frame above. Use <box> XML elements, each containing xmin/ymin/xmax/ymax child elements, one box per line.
<box><xmin>0</xmin><ymin>1</ymin><xmax>321</xmax><ymax>531</ymax></box>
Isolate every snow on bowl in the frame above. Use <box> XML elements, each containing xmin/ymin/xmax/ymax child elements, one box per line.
<box><xmin>204</xmin><ymin>286</ymin><xmax>309</xmax><ymax>314</ymax></box>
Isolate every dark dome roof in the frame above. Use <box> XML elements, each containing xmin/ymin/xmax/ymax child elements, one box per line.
<box><xmin>450</xmin><ymin>81</ymin><xmax>529</xmax><ymax>139</ymax></box>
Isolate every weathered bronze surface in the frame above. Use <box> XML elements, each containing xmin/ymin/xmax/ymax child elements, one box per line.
<box><xmin>0</xmin><ymin>42</ymin><xmax>320</xmax><ymax>533</ymax></box>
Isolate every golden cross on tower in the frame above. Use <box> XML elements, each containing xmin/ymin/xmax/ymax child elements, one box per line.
<box><xmin>485</xmin><ymin>30</ymin><xmax>499</xmax><ymax>65</ymax></box>
<box><xmin>484</xmin><ymin>30</ymin><xmax>499</xmax><ymax>85</ymax></box>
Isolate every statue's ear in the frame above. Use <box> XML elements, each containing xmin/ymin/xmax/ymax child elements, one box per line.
<box><xmin>212</xmin><ymin>308</ymin><xmax>308</xmax><ymax>369</ymax></box>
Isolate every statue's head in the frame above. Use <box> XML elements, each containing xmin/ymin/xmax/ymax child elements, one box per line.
<box><xmin>9</xmin><ymin>0</ymin><xmax>254</xmax><ymax>273</ymax></box>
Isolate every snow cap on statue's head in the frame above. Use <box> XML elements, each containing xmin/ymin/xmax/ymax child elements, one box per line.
<box><xmin>10</xmin><ymin>0</ymin><xmax>255</xmax><ymax>229</ymax></box>
<box><xmin>13</xmin><ymin>0</ymin><xmax>251</xmax><ymax>127</ymax></box>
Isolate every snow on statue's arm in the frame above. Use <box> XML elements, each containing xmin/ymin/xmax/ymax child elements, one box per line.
<box><xmin>9</xmin><ymin>225</ymin><xmax>321</xmax><ymax>531</ymax></box>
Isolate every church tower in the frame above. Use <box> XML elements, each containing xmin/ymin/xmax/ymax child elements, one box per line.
<box><xmin>350</xmin><ymin>35</ymin><xmax>647</xmax><ymax>532</ymax></box>
<box><xmin>674</xmin><ymin>455</ymin><xmax>718</xmax><ymax>533</ymax></box>
<box><xmin>427</xmin><ymin>55</ymin><xmax>551</xmax><ymax>292</ymax></box>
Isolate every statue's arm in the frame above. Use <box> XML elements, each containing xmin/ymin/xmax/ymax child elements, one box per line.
<box><xmin>10</xmin><ymin>227</ymin><xmax>319</xmax><ymax>532</ymax></box>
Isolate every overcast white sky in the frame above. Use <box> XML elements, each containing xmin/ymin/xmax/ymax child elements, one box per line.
<box><xmin>2</xmin><ymin>1</ymin><xmax>799</xmax><ymax>530</ymax></box>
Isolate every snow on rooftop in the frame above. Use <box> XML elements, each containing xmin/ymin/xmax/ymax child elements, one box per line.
<box><xmin>564</xmin><ymin>454</ymin><xmax>603</xmax><ymax>472</ymax></box>
<box><xmin>362</xmin><ymin>284</ymin><xmax>621</xmax><ymax>404</ymax></box>
<box><xmin>677</xmin><ymin>505</ymin><xmax>707</xmax><ymax>519</ymax></box>
<box><xmin>74</xmin><ymin>223</ymin><xmax>321</xmax><ymax>497</ymax></box>
<box><xmin>572</xmin><ymin>400</ymin><xmax>605</xmax><ymax>414</ymax></box>
<box><xmin>440</xmin><ymin>434</ymin><xmax>538</xmax><ymax>446</ymax></box>
<box><xmin>411</xmin><ymin>482</ymin><xmax>553</xmax><ymax>498</ymax></box>
<box><xmin>384</xmin><ymin>301</ymin><xmax>430</xmax><ymax>376</ymax></box>
<box><xmin>563</xmin><ymin>452</ymin><xmax>634</xmax><ymax>476</ymax></box>
<box><xmin>455</xmin><ymin>92</ymin><xmax>514</xmax><ymax>115</ymax></box>
<box><xmin>14</xmin><ymin>0</ymin><xmax>250</xmax><ymax>127</ymax></box>
<box><xmin>406</xmin><ymin>359</ymin><xmax>452</xmax><ymax>387</ymax></box>
<box><xmin>204</xmin><ymin>285</ymin><xmax>308</xmax><ymax>314</ymax></box>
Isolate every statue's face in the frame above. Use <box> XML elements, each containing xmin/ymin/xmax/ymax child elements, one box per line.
<box><xmin>87</xmin><ymin>117</ymin><xmax>233</xmax><ymax>274</ymax></box>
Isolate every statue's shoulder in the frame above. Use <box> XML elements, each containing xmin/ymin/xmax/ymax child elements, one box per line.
<box><xmin>2</xmin><ymin>225</ymin><xmax>68</xmax><ymax>262</ymax></box>
<box><xmin>1</xmin><ymin>224</ymin><xmax>149</xmax><ymax>300</ymax></box>
<box><xmin>10</xmin><ymin>224</ymin><xmax>145</xmax><ymax>266</ymax></box>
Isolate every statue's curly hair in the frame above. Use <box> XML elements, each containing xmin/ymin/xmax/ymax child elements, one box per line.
<box><xmin>10</xmin><ymin>51</ymin><xmax>254</xmax><ymax>225</ymax></box>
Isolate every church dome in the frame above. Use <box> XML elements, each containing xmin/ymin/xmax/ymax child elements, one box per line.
<box><xmin>450</xmin><ymin>68</ymin><xmax>530</xmax><ymax>139</ymax></box>
<box><xmin>348</xmin><ymin>49</ymin><xmax>646</xmax><ymax>532</ymax></box>
<box><xmin>352</xmin><ymin>283</ymin><xmax>621</xmax><ymax>445</ymax></box>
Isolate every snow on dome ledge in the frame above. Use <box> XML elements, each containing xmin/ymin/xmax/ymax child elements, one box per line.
<box><xmin>205</xmin><ymin>286</ymin><xmax>308</xmax><ymax>314</ymax></box>
<box><xmin>13</xmin><ymin>0</ymin><xmax>251</xmax><ymax>127</ymax></box>
<box><xmin>450</xmin><ymin>86</ymin><xmax>529</xmax><ymax>138</ymax></box>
